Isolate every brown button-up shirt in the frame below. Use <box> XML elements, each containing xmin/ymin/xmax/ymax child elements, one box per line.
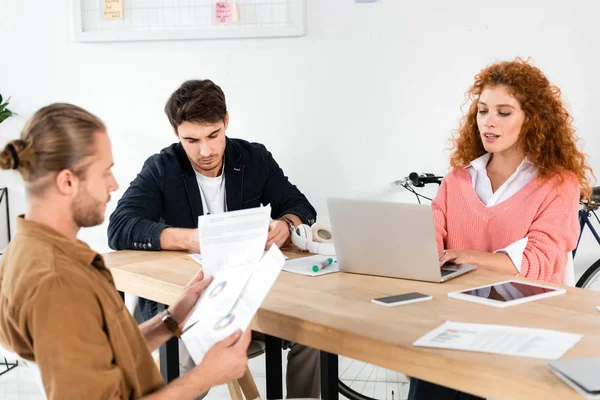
<box><xmin>0</xmin><ymin>216</ymin><xmax>165</xmax><ymax>399</ymax></box>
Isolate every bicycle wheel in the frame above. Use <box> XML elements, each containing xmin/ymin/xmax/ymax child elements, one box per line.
<box><xmin>338</xmin><ymin>356</ymin><xmax>409</xmax><ymax>400</ymax></box>
<box><xmin>576</xmin><ymin>259</ymin><xmax>600</xmax><ymax>289</ymax></box>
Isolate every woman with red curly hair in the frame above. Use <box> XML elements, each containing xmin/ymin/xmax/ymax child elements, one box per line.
<box><xmin>408</xmin><ymin>59</ymin><xmax>595</xmax><ymax>400</ymax></box>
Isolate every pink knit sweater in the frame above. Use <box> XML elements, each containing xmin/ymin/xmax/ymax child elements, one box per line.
<box><xmin>432</xmin><ymin>168</ymin><xmax>580</xmax><ymax>283</ymax></box>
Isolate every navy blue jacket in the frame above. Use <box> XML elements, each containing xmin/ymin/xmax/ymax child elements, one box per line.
<box><xmin>107</xmin><ymin>138</ymin><xmax>316</xmax><ymax>251</ymax></box>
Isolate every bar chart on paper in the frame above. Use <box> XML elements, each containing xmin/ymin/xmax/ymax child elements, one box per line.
<box><xmin>413</xmin><ymin>321</ymin><xmax>583</xmax><ymax>360</ymax></box>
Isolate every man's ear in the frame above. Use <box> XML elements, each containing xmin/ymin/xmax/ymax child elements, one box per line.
<box><xmin>55</xmin><ymin>169</ymin><xmax>78</xmax><ymax>196</ymax></box>
<box><xmin>224</xmin><ymin>112</ymin><xmax>229</xmax><ymax>130</ymax></box>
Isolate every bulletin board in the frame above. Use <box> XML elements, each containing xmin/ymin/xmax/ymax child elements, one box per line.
<box><xmin>72</xmin><ymin>0</ymin><xmax>306</xmax><ymax>42</ymax></box>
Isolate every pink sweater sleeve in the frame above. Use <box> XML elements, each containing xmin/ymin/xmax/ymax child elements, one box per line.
<box><xmin>520</xmin><ymin>174</ymin><xmax>581</xmax><ymax>283</ymax></box>
<box><xmin>432</xmin><ymin>176</ymin><xmax>449</xmax><ymax>253</ymax></box>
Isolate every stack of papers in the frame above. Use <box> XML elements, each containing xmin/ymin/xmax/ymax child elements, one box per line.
<box><xmin>182</xmin><ymin>246</ymin><xmax>285</xmax><ymax>364</ymax></box>
<box><xmin>198</xmin><ymin>206</ymin><xmax>271</xmax><ymax>276</ymax></box>
<box><xmin>283</xmin><ymin>255</ymin><xmax>340</xmax><ymax>276</ymax></box>
<box><xmin>413</xmin><ymin>321</ymin><xmax>583</xmax><ymax>360</ymax></box>
<box><xmin>180</xmin><ymin>206</ymin><xmax>285</xmax><ymax>364</ymax></box>
<box><xmin>189</xmin><ymin>251</ymin><xmax>288</xmax><ymax>265</ymax></box>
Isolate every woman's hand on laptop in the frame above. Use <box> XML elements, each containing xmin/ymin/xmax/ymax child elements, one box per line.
<box><xmin>439</xmin><ymin>249</ymin><xmax>476</xmax><ymax>266</ymax></box>
<box><xmin>440</xmin><ymin>249</ymin><xmax>516</xmax><ymax>275</ymax></box>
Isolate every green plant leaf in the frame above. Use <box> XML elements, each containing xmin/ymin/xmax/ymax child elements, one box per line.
<box><xmin>0</xmin><ymin>95</ymin><xmax>15</xmax><ymax>124</ymax></box>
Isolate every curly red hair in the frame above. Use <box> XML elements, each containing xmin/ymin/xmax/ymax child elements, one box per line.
<box><xmin>450</xmin><ymin>58</ymin><xmax>595</xmax><ymax>199</ymax></box>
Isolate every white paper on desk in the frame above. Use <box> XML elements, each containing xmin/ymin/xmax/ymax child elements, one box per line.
<box><xmin>181</xmin><ymin>246</ymin><xmax>285</xmax><ymax>365</ymax></box>
<box><xmin>188</xmin><ymin>251</ymin><xmax>288</xmax><ymax>266</ymax></box>
<box><xmin>198</xmin><ymin>206</ymin><xmax>271</xmax><ymax>276</ymax></box>
<box><xmin>188</xmin><ymin>253</ymin><xmax>204</xmax><ymax>265</ymax></box>
<box><xmin>413</xmin><ymin>321</ymin><xmax>583</xmax><ymax>360</ymax></box>
<box><xmin>283</xmin><ymin>255</ymin><xmax>340</xmax><ymax>276</ymax></box>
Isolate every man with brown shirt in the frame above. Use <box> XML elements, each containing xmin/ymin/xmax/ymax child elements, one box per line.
<box><xmin>0</xmin><ymin>103</ymin><xmax>251</xmax><ymax>399</ymax></box>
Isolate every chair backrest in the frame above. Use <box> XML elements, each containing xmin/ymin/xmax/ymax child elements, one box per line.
<box><xmin>124</xmin><ymin>293</ymin><xmax>139</xmax><ymax>316</ymax></box>
<box><xmin>0</xmin><ymin>343</ymin><xmax>47</xmax><ymax>399</ymax></box>
<box><xmin>25</xmin><ymin>361</ymin><xmax>46</xmax><ymax>399</ymax></box>
<box><xmin>563</xmin><ymin>252</ymin><xmax>575</xmax><ymax>287</ymax></box>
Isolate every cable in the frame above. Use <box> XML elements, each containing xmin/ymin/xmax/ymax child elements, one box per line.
<box><xmin>399</xmin><ymin>182</ymin><xmax>433</xmax><ymax>203</ymax></box>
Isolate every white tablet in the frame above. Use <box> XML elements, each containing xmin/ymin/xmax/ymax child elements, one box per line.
<box><xmin>448</xmin><ymin>280</ymin><xmax>566</xmax><ymax>308</ymax></box>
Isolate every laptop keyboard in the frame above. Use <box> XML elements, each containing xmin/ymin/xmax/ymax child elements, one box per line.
<box><xmin>441</xmin><ymin>268</ymin><xmax>455</xmax><ymax>277</ymax></box>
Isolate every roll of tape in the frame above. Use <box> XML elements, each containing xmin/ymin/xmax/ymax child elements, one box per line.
<box><xmin>311</xmin><ymin>222</ymin><xmax>333</xmax><ymax>243</ymax></box>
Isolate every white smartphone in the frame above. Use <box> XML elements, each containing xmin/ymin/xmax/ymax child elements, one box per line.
<box><xmin>371</xmin><ymin>292</ymin><xmax>432</xmax><ymax>307</ymax></box>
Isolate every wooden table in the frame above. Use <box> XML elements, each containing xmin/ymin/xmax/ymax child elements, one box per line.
<box><xmin>104</xmin><ymin>249</ymin><xmax>600</xmax><ymax>400</ymax></box>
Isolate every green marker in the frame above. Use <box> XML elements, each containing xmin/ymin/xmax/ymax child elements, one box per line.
<box><xmin>312</xmin><ymin>258</ymin><xmax>334</xmax><ymax>273</ymax></box>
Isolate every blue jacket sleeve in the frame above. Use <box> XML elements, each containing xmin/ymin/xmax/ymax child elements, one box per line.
<box><xmin>107</xmin><ymin>156</ymin><xmax>169</xmax><ymax>251</ymax></box>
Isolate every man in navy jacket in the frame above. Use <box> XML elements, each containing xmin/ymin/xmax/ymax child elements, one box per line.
<box><xmin>108</xmin><ymin>79</ymin><xmax>319</xmax><ymax>398</ymax></box>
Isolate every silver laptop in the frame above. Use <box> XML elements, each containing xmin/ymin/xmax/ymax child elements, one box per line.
<box><xmin>327</xmin><ymin>198</ymin><xmax>476</xmax><ymax>282</ymax></box>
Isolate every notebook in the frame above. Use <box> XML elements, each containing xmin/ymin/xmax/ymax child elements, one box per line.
<box><xmin>548</xmin><ymin>358</ymin><xmax>600</xmax><ymax>399</ymax></box>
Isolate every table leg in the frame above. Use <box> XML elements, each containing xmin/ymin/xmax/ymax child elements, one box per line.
<box><xmin>265</xmin><ymin>334</ymin><xmax>283</xmax><ymax>399</ymax></box>
<box><xmin>320</xmin><ymin>351</ymin><xmax>339</xmax><ymax>400</ymax></box>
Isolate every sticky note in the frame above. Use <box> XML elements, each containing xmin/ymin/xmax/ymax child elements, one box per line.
<box><xmin>215</xmin><ymin>2</ymin><xmax>238</xmax><ymax>24</ymax></box>
<box><xmin>104</xmin><ymin>0</ymin><xmax>123</xmax><ymax>19</ymax></box>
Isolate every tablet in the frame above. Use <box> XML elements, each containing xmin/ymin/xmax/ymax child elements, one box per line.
<box><xmin>448</xmin><ymin>280</ymin><xmax>566</xmax><ymax>308</ymax></box>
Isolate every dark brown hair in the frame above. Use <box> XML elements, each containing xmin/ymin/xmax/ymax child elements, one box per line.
<box><xmin>165</xmin><ymin>79</ymin><xmax>227</xmax><ymax>131</ymax></box>
<box><xmin>0</xmin><ymin>103</ymin><xmax>105</xmax><ymax>194</ymax></box>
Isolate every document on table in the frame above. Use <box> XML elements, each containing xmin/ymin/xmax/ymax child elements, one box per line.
<box><xmin>283</xmin><ymin>255</ymin><xmax>340</xmax><ymax>276</ymax></box>
<box><xmin>181</xmin><ymin>246</ymin><xmax>286</xmax><ymax>365</ymax></box>
<box><xmin>198</xmin><ymin>206</ymin><xmax>271</xmax><ymax>276</ymax></box>
<box><xmin>413</xmin><ymin>321</ymin><xmax>583</xmax><ymax>360</ymax></box>
<box><xmin>189</xmin><ymin>250</ymin><xmax>288</xmax><ymax>265</ymax></box>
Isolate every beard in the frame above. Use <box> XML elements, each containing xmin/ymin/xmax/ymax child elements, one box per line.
<box><xmin>71</xmin><ymin>186</ymin><xmax>106</xmax><ymax>228</ymax></box>
<box><xmin>194</xmin><ymin>155</ymin><xmax>223</xmax><ymax>175</ymax></box>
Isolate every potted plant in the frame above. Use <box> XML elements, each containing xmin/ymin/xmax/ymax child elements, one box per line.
<box><xmin>0</xmin><ymin>94</ymin><xmax>16</xmax><ymax>124</ymax></box>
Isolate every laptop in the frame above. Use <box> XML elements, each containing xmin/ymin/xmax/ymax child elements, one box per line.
<box><xmin>327</xmin><ymin>198</ymin><xmax>476</xmax><ymax>282</ymax></box>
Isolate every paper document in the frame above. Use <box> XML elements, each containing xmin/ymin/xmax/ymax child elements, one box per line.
<box><xmin>183</xmin><ymin>267</ymin><xmax>254</xmax><ymax>329</ymax></box>
<box><xmin>413</xmin><ymin>321</ymin><xmax>583</xmax><ymax>360</ymax></box>
<box><xmin>189</xmin><ymin>250</ymin><xmax>287</xmax><ymax>265</ymax></box>
<box><xmin>283</xmin><ymin>255</ymin><xmax>340</xmax><ymax>276</ymax></box>
<box><xmin>181</xmin><ymin>246</ymin><xmax>285</xmax><ymax>365</ymax></box>
<box><xmin>198</xmin><ymin>206</ymin><xmax>270</xmax><ymax>276</ymax></box>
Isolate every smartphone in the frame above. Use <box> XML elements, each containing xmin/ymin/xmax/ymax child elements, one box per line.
<box><xmin>371</xmin><ymin>292</ymin><xmax>432</xmax><ymax>307</ymax></box>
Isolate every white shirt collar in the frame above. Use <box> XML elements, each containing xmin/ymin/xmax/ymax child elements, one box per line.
<box><xmin>465</xmin><ymin>153</ymin><xmax>534</xmax><ymax>173</ymax></box>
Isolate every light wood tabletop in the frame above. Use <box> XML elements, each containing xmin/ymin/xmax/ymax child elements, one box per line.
<box><xmin>104</xmin><ymin>249</ymin><xmax>600</xmax><ymax>399</ymax></box>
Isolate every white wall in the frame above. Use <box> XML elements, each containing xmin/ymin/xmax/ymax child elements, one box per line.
<box><xmin>1</xmin><ymin>0</ymin><xmax>599</xmax><ymax>278</ymax></box>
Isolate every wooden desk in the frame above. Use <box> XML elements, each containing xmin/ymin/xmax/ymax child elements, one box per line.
<box><xmin>104</xmin><ymin>250</ymin><xmax>600</xmax><ymax>400</ymax></box>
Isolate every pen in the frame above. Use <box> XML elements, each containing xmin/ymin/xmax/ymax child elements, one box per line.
<box><xmin>312</xmin><ymin>258</ymin><xmax>334</xmax><ymax>273</ymax></box>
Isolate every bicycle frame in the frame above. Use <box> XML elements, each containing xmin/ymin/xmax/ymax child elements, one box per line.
<box><xmin>573</xmin><ymin>208</ymin><xmax>600</xmax><ymax>259</ymax></box>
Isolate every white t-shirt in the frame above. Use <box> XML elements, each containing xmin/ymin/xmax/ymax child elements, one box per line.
<box><xmin>194</xmin><ymin>169</ymin><xmax>226</xmax><ymax>215</ymax></box>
